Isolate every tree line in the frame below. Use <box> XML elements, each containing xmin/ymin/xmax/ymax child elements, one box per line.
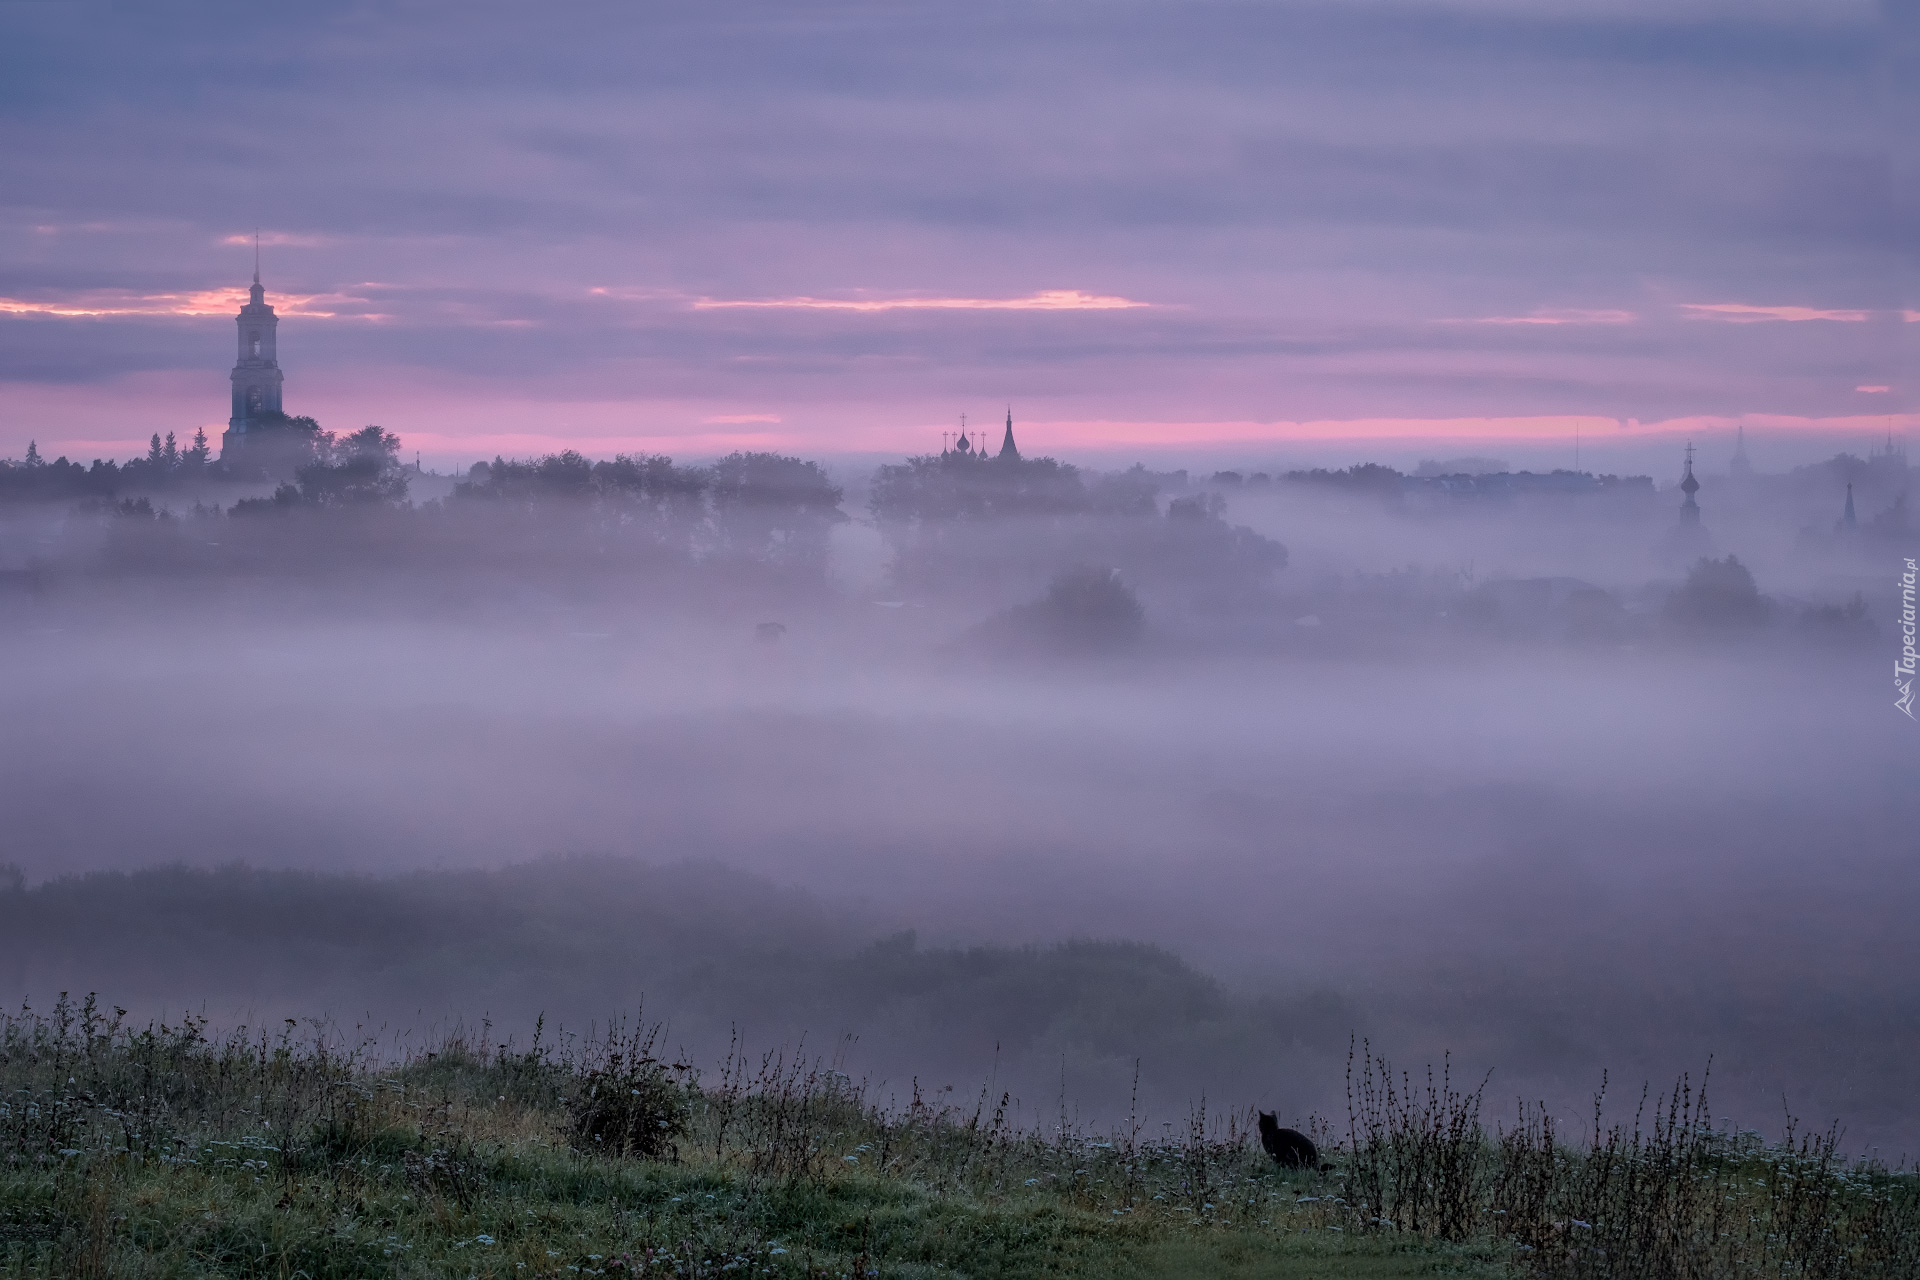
<box><xmin>1</xmin><ymin>423</ymin><xmax>1294</xmax><ymax>607</ymax></box>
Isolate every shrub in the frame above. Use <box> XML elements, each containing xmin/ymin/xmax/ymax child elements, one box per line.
<box><xmin>1666</xmin><ymin>555</ymin><xmax>1770</xmax><ymax>630</ymax></box>
<box><xmin>565</xmin><ymin>1021</ymin><xmax>690</xmax><ymax>1161</ymax></box>
<box><xmin>1038</xmin><ymin>564</ymin><xmax>1146</xmax><ymax>648</ymax></box>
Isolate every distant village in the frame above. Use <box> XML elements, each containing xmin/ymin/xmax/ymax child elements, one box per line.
<box><xmin>0</xmin><ymin>270</ymin><xmax>1907</xmax><ymax>652</ymax></box>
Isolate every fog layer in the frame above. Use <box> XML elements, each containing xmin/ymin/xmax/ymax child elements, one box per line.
<box><xmin>3</xmin><ymin>546</ymin><xmax>1912</xmax><ymax>1153</ymax></box>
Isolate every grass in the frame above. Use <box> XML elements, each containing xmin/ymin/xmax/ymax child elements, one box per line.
<box><xmin>0</xmin><ymin>997</ymin><xmax>1913</xmax><ymax>1279</ymax></box>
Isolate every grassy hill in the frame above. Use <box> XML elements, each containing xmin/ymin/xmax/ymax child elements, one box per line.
<box><xmin>2</xmin><ymin>997</ymin><xmax>1915</xmax><ymax>1279</ymax></box>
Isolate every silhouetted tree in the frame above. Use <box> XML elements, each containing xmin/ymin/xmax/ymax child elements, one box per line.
<box><xmin>445</xmin><ymin>449</ymin><xmax>712</xmax><ymax>569</ymax></box>
<box><xmin>1284</xmin><ymin>463</ymin><xmax>1404</xmax><ymax>499</ymax></box>
<box><xmin>708</xmin><ymin>451</ymin><xmax>845</xmax><ymax>570</ymax></box>
<box><xmin>295</xmin><ymin>426</ymin><xmax>409</xmax><ymax>507</ymax></box>
<box><xmin>223</xmin><ymin>412</ymin><xmax>329</xmax><ymax>480</ymax></box>
<box><xmin>870</xmin><ymin>452</ymin><xmax>1088</xmax><ymax>527</ymax></box>
<box><xmin>1044</xmin><ymin>565</ymin><xmax>1144</xmax><ymax>640</ymax></box>
<box><xmin>1167</xmin><ymin>493</ymin><xmax>1226</xmax><ymax>521</ymax></box>
<box><xmin>183</xmin><ymin>428</ymin><xmax>212</xmax><ymax>472</ymax></box>
<box><xmin>1086</xmin><ymin>464</ymin><xmax>1161</xmax><ymax>517</ymax></box>
<box><xmin>1666</xmin><ymin>555</ymin><xmax>1769</xmax><ymax>630</ymax></box>
<box><xmin>0</xmin><ymin>450</ymin><xmax>120</xmax><ymax>503</ymax></box>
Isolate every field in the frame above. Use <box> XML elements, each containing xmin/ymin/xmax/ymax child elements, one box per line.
<box><xmin>2</xmin><ymin>998</ymin><xmax>1916</xmax><ymax>1279</ymax></box>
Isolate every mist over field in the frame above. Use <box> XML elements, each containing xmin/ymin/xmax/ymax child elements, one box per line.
<box><xmin>3</xmin><ymin>450</ymin><xmax>1912</xmax><ymax>1158</ymax></box>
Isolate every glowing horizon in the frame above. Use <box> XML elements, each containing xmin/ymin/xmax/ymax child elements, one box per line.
<box><xmin>691</xmin><ymin>290</ymin><xmax>1153</xmax><ymax>313</ymax></box>
<box><xmin>0</xmin><ymin>5</ymin><xmax>1900</xmax><ymax>461</ymax></box>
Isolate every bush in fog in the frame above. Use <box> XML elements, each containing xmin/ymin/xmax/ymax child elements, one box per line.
<box><xmin>978</xmin><ymin>564</ymin><xmax>1145</xmax><ymax>653</ymax></box>
<box><xmin>1145</xmin><ymin>492</ymin><xmax>1286</xmax><ymax>595</ymax></box>
<box><xmin>1043</xmin><ymin>565</ymin><xmax>1143</xmax><ymax>640</ymax></box>
<box><xmin>1666</xmin><ymin>555</ymin><xmax>1770</xmax><ymax>630</ymax></box>
<box><xmin>1797</xmin><ymin>593</ymin><xmax>1874</xmax><ymax>644</ymax></box>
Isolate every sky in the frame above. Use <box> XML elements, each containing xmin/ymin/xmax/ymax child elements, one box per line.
<box><xmin>0</xmin><ymin>0</ymin><xmax>1909</xmax><ymax>471</ymax></box>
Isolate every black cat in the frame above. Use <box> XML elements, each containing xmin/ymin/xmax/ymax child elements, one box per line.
<box><xmin>1258</xmin><ymin>1111</ymin><xmax>1329</xmax><ymax>1171</ymax></box>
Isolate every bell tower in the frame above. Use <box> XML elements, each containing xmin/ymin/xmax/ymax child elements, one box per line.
<box><xmin>223</xmin><ymin>241</ymin><xmax>284</xmax><ymax>458</ymax></box>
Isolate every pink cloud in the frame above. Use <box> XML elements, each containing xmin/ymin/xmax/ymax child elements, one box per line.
<box><xmin>0</xmin><ymin>286</ymin><xmax>382</xmax><ymax>320</ymax></box>
<box><xmin>692</xmin><ymin>289</ymin><xmax>1151</xmax><ymax>312</ymax></box>
<box><xmin>1856</xmin><ymin>385</ymin><xmax>1891</xmax><ymax>393</ymax></box>
<box><xmin>702</xmin><ymin>414</ymin><xmax>782</xmax><ymax>424</ymax></box>
<box><xmin>1680</xmin><ymin>303</ymin><xmax>1872</xmax><ymax>323</ymax></box>
<box><xmin>219</xmin><ymin>231</ymin><xmax>333</xmax><ymax>248</ymax></box>
<box><xmin>1457</xmin><ymin>308</ymin><xmax>1636</xmax><ymax>326</ymax></box>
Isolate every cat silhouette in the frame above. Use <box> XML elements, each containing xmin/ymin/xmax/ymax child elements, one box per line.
<box><xmin>1258</xmin><ymin>1111</ymin><xmax>1330</xmax><ymax>1171</ymax></box>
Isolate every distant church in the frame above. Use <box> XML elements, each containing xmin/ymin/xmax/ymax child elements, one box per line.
<box><xmin>942</xmin><ymin>409</ymin><xmax>1020</xmax><ymax>461</ymax></box>
<box><xmin>1678</xmin><ymin>442</ymin><xmax>1701</xmax><ymax>526</ymax></box>
<box><xmin>222</xmin><ymin>257</ymin><xmax>285</xmax><ymax>460</ymax></box>
<box><xmin>1660</xmin><ymin>441</ymin><xmax>1712</xmax><ymax>558</ymax></box>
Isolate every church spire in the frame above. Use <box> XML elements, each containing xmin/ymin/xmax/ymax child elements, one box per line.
<box><xmin>998</xmin><ymin>407</ymin><xmax>1019</xmax><ymax>461</ymax></box>
<box><xmin>1678</xmin><ymin>442</ymin><xmax>1701</xmax><ymax>526</ymax></box>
